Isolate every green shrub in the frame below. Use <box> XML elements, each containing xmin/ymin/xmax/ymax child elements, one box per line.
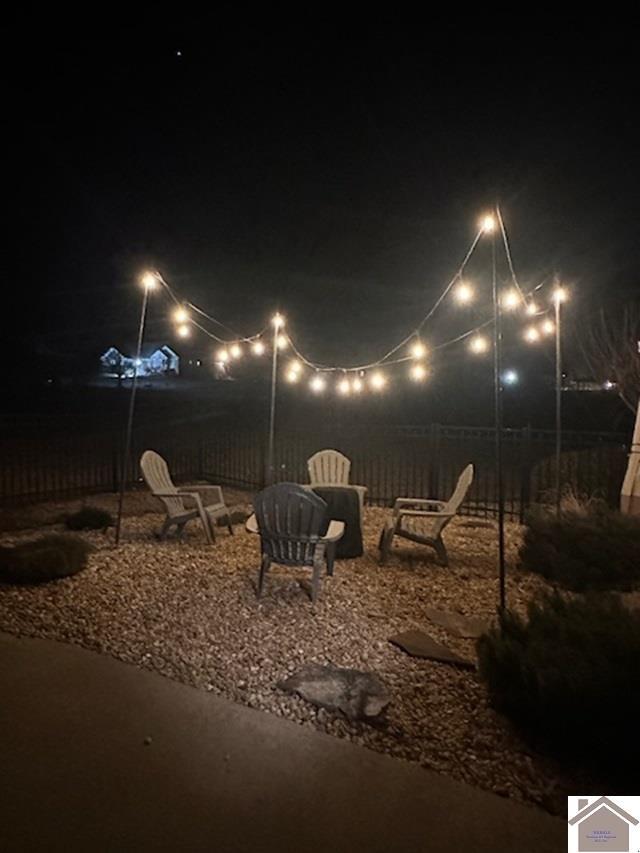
<box><xmin>65</xmin><ymin>506</ymin><xmax>114</xmax><ymax>531</ymax></box>
<box><xmin>520</xmin><ymin>503</ymin><xmax>640</xmax><ymax>591</ymax></box>
<box><xmin>0</xmin><ymin>534</ymin><xmax>93</xmax><ymax>584</ymax></box>
<box><xmin>477</xmin><ymin>593</ymin><xmax>640</xmax><ymax>782</ymax></box>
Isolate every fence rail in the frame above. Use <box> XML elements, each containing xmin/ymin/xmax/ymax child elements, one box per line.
<box><xmin>0</xmin><ymin>422</ymin><xmax>629</xmax><ymax>520</ymax></box>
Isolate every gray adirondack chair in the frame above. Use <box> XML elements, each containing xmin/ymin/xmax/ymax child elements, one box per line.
<box><xmin>379</xmin><ymin>464</ymin><xmax>474</xmax><ymax>567</ymax></box>
<box><xmin>140</xmin><ymin>450</ymin><xmax>233</xmax><ymax>544</ymax></box>
<box><xmin>245</xmin><ymin>482</ymin><xmax>344</xmax><ymax>603</ymax></box>
<box><xmin>307</xmin><ymin>449</ymin><xmax>367</xmax><ymax>513</ymax></box>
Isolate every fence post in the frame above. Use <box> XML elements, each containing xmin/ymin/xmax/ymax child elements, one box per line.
<box><xmin>519</xmin><ymin>424</ymin><xmax>532</xmax><ymax>523</ymax></box>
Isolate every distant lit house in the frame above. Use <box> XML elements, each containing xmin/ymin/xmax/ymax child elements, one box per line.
<box><xmin>100</xmin><ymin>344</ymin><xmax>180</xmax><ymax>378</ymax></box>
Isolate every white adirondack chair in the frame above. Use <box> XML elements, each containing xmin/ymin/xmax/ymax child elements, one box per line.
<box><xmin>379</xmin><ymin>464</ymin><xmax>474</xmax><ymax>567</ymax></box>
<box><xmin>307</xmin><ymin>449</ymin><xmax>367</xmax><ymax>511</ymax></box>
<box><xmin>140</xmin><ymin>450</ymin><xmax>233</xmax><ymax>544</ymax></box>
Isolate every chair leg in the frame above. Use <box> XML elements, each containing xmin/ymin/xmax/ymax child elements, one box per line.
<box><xmin>326</xmin><ymin>543</ymin><xmax>336</xmax><ymax>577</ymax></box>
<box><xmin>434</xmin><ymin>536</ymin><xmax>449</xmax><ymax>567</ymax></box>
<box><xmin>379</xmin><ymin>521</ymin><xmax>394</xmax><ymax>565</ymax></box>
<box><xmin>159</xmin><ymin>517</ymin><xmax>172</xmax><ymax>540</ymax></box>
<box><xmin>257</xmin><ymin>554</ymin><xmax>270</xmax><ymax>598</ymax></box>
<box><xmin>311</xmin><ymin>557</ymin><xmax>323</xmax><ymax>604</ymax></box>
<box><xmin>227</xmin><ymin>512</ymin><xmax>234</xmax><ymax>536</ymax></box>
<box><xmin>176</xmin><ymin>522</ymin><xmax>187</xmax><ymax>540</ymax></box>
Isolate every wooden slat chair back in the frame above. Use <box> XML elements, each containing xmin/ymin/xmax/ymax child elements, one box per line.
<box><xmin>307</xmin><ymin>449</ymin><xmax>351</xmax><ymax>486</ymax></box>
<box><xmin>140</xmin><ymin>450</ymin><xmax>185</xmax><ymax>517</ymax></box>
<box><xmin>248</xmin><ymin>482</ymin><xmax>345</xmax><ymax>603</ymax></box>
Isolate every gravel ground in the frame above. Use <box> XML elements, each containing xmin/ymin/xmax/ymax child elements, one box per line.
<box><xmin>0</xmin><ymin>495</ymin><xmax>586</xmax><ymax>813</ymax></box>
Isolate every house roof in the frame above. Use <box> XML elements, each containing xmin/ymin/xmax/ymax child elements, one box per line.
<box><xmin>101</xmin><ymin>343</ymin><xmax>180</xmax><ymax>359</ymax></box>
<box><xmin>568</xmin><ymin>797</ymin><xmax>639</xmax><ymax>826</ymax></box>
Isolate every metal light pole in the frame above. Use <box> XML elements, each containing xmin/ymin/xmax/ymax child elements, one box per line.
<box><xmin>266</xmin><ymin>313</ymin><xmax>283</xmax><ymax>485</ymax></box>
<box><xmin>552</xmin><ymin>285</ymin><xmax>567</xmax><ymax>515</ymax></box>
<box><xmin>490</xmin><ymin>220</ymin><xmax>506</xmax><ymax>612</ymax></box>
<box><xmin>115</xmin><ymin>272</ymin><xmax>156</xmax><ymax>545</ymax></box>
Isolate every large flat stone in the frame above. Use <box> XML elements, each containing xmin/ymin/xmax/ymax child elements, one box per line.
<box><xmin>388</xmin><ymin>630</ymin><xmax>475</xmax><ymax>669</ymax></box>
<box><xmin>278</xmin><ymin>663</ymin><xmax>390</xmax><ymax>719</ymax></box>
<box><xmin>424</xmin><ymin>607</ymin><xmax>490</xmax><ymax>639</ymax></box>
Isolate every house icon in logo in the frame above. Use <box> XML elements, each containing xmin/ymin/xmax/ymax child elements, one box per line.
<box><xmin>569</xmin><ymin>797</ymin><xmax>639</xmax><ymax>852</ymax></box>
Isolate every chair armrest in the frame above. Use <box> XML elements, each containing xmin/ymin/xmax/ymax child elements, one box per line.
<box><xmin>394</xmin><ymin>497</ymin><xmax>446</xmax><ymax>509</ymax></box>
<box><xmin>398</xmin><ymin>509</ymin><xmax>456</xmax><ymax>519</ymax></box>
<box><xmin>323</xmin><ymin>520</ymin><xmax>345</xmax><ymax>542</ymax></box>
<box><xmin>245</xmin><ymin>513</ymin><xmax>259</xmax><ymax>534</ymax></box>
<box><xmin>180</xmin><ymin>484</ymin><xmax>224</xmax><ymax>504</ymax></box>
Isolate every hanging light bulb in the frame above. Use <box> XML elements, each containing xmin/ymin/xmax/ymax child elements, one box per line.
<box><xmin>272</xmin><ymin>312</ymin><xmax>285</xmax><ymax>329</ymax></box>
<box><xmin>217</xmin><ymin>348</ymin><xmax>229</xmax><ymax>363</ymax></box>
<box><xmin>140</xmin><ymin>271</ymin><xmax>158</xmax><ymax>289</ymax></box>
<box><xmin>469</xmin><ymin>335</ymin><xmax>489</xmax><ymax>354</ymax></box>
<box><xmin>552</xmin><ymin>286</ymin><xmax>568</xmax><ymax>305</ymax></box>
<box><xmin>287</xmin><ymin>359</ymin><xmax>302</xmax><ymax>374</ymax></box>
<box><xmin>410</xmin><ymin>363</ymin><xmax>428</xmax><ymax>382</ymax></box>
<box><xmin>524</xmin><ymin>325</ymin><xmax>540</xmax><ymax>343</ymax></box>
<box><xmin>177</xmin><ymin>324</ymin><xmax>190</xmax><ymax>338</ymax></box>
<box><xmin>276</xmin><ymin>334</ymin><xmax>288</xmax><ymax>350</ymax></box>
<box><xmin>286</xmin><ymin>369</ymin><xmax>299</xmax><ymax>383</ymax></box>
<box><xmin>173</xmin><ymin>306</ymin><xmax>189</xmax><ymax>324</ymax></box>
<box><xmin>410</xmin><ymin>340</ymin><xmax>427</xmax><ymax>360</ymax></box>
<box><xmin>252</xmin><ymin>340</ymin><xmax>265</xmax><ymax>355</ymax></box>
<box><xmin>337</xmin><ymin>377</ymin><xmax>351</xmax><ymax>395</ymax></box>
<box><xmin>352</xmin><ymin>377</ymin><xmax>363</xmax><ymax>393</ymax></box>
<box><xmin>454</xmin><ymin>281</ymin><xmax>474</xmax><ymax>304</ymax></box>
<box><xmin>310</xmin><ymin>374</ymin><xmax>326</xmax><ymax>393</ymax></box>
<box><xmin>229</xmin><ymin>343</ymin><xmax>242</xmax><ymax>359</ymax></box>
<box><xmin>525</xmin><ymin>301</ymin><xmax>538</xmax><ymax>316</ymax></box>
<box><xmin>502</xmin><ymin>289</ymin><xmax>521</xmax><ymax>310</ymax></box>
<box><xmin>541</xmin><ymin>319</ymin><xmax>555</xmax><ymax>335</ymax></box>
<box><xmin>370</xmin><ymin>371</ymin><xmax>386</xmax><ymax>390</ymax></box>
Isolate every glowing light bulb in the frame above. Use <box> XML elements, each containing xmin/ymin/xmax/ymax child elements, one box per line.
<box><xmin>352</xmin><ymin>377</ymin><xmax>363</xmax><ymax>393</ymax></box>
<box><xmin>230</xmin><ymin>343</ymin><xmax>242</xmax><ymax>359</ymax></box>
<box><xmin>177</xmin><ymin>324</ymin><xmax>190</xmax><ymax>338</ymax></box>
<box><xmin>454</xmin><ymin>281</ymin><xmax>474</xmax><ymax>304</ymax></box>
<box><xmin>337</xmin><ymin>377</ymin><xmax>351</xmax><ymax>395</ymax></box>
<box><xmin>541</xmin><ymin>319</ymin><xmax>555</xmax><ymax>335</ymax></box>
<box><xmin>481</xmin><ymin>214</ymin><xmax>496</xmax><ymax>233</ymax></box>
<box><xmin>286</xmin><ymin>369</ymin><xmax>299</xmax><ymax>383</ymax></box>
<box><xmin>288</xmin><ymin>359</ymin><xmax>301</xmax><ymax>374</ymax></box>
<box><xmin>469</xmin><ymin>335</ymin><xmax>489</xmax><ymax>354</ymax></box>
<box><xmin>503</xmin><ymin>369</ymin><xmax>519</xmax><ymax>385</ymax></box>
<box><xmin>552</xmin><ymin>286</ymin><xmax>568</xmax><ymax>305</ymax></box>
<box><xmin>525</xmin><ymin>302</ymin><xmax>538</xmax><ymax>316</ymax></box>
<box><xmin>252</xmin><ymin>341</ymin><xmax>265</xmax><ymax>355</ymax></box>
<box><xmin>410</xmin><ymin>341</ymin><xmax>427</xmax><ymax>360</ymax></box>
<box><xmin>310</xmin><ymin>374</ymin><xmax>326</xmax><ymax>393</ymax></box>
<box><xmin>370</xmin><ymin>371</ymin><xmax>386</xmax><ymax>390</ymax></box>
<box><xmin>141</xmin><ymin>271</ymin><xmax>157</xmax><ymax>289</ymax></box>
<box><xmin>173</xmin><ymin>306</ymin><xmax>189</xmax><ymax>323</ymax></box>
<box><xmin>276</xmin><ymin>334</ymin><xmax>288</xmax><ymax>350</ymax></box>
<box><xmin>272</xmin><ymin>312</ymin><xmax>285</xmax><ymax>329</ymax></box>
<box><xmin>524</xmin><ymin>325</ymin><xmax>540</xmax><ymax>343</ymax></box>
<box><xmin>502</xmin><ymin>289</ymin><xmax>521</xmax><ymax>310</ymax></box>
<box><xmin>410</xmin><ymin>363</ymin><xmax>428</xmax><ymax>382</ymax></box>
<box><xmin>217</xmin><ymin>348</ymin><xmax>229</xmax><ymax>363</ymax></box>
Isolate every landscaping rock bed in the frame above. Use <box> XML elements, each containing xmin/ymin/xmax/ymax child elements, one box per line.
<box><xmin>0</xmin><ymin>497</ymin><xmax>585</xmax><ymax>813</ymax></box>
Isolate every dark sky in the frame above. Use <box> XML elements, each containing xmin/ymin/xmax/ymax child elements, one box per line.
<box><xmin>8</xmin><ymin>18</ymin><xmax>639</xmax><ymax>369</ymax></box>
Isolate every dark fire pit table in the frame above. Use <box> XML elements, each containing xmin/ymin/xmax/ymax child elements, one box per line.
<box><xmin>311</xmin><ymin>485</ymin><xmax>364</xmax><ymax>559</ymax></box>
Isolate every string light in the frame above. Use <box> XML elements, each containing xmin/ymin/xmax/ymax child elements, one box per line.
<box><xmin>272</xmin><ymin>313</ymin><xmax>285</xmax><ymax>329</ymax></box>
<box><xmin>252</xmin><ymin>340</ymin><xmax>265</xmax><ymax>355</ymax></box>
<box><xmin>217</xmin><ymin>348</ymin><xmax>229</xmax><ymax>363</ymax></box>
<box><xmin>337</xmin><ymin>377</ymin><xmax>351</xmax><ymax>395</ymax></box>
<box><xmin>481</xmin><ymin>214</ymin><xmax>496</xmax><ymax>234</ymax></box>
<box><xmin>454</xmin><ymin>280</ymin><xmax>474</xmax><ymax>304</ymax></box>
<box><xmin>177</xmin><ymin>324</ymin><xmax>190</xmax><ymax>338</ymax></box>
<box><xmin>276</xmin><ymin>334</ymin><xmax>288</xmax><ymax>350</ymax></box>
<box><xmin>410</xmin><ymin>340</ymin><xmax>427</xmax><ymax>359</ymax></box>
<box><xmin>525</xmin><ymin>302</ymin><xmax>538</xmax><ymax>316</ymax></box>
<box><xmin>469</xmin><ymin>335</ymin><xmax>490</xmax><ymax>354</ymax></box>
<box><xmin>140</xmin><ymin>271</ymin><xmax>158</xmax><ymax>290</ymax></box>
<box><xmin>352</xmin><ymin>377</ymin><xmax>363</xmax><ymax>393</ymax></box>
<box><xmin>370</xmin><ymin>371</ymin><xmax>387</xmax><ymax>390</ymax></box>
<box><xmin>410</xmin><ymin>363</ymin><xmax>428</xmax><ymax>382</ymax></box>
<box><xmin>552</xmin><ymin>286</ymin><xmax>568</xmax><ymax>305</ymax></box>
<box><xmin>287</xmin><ymin>359</ymin><xmax>302</xmax><ymax>375</ymax></box>
<box><xmin>502</xmin><ymin>289</ymin><xmax>521</xmax><ymax>310</ymax></box>
<box><xmin>541</xmin><ymin>319</ymin><xmax>555</xmax><ymax>335</ymax></box>
<box><xmin>524</xmin><ymin>325</ymin><xmax>540</xmax><ymax>343</ymax></box>
<box><xmin>286</xmin><ymin>369</ymin><xmax>299</xmax><ymax>383</ymax></box>
<box><xmin>230</xmin><ymin>343</ymin><xmax>243</xmax><ymax>359</ymax></box>
<box><xmin>173</xmin><ymin>306</ymin><xmax>189</xmax><ymax>324</ymax></box>
<box><xmin>310</xmin><ymin>374</ymin><xmax>326</xmax><ymax>393</ymax></box>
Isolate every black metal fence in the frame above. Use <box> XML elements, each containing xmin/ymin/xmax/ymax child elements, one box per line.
<box><xmin>0</xmin><ymin>420</ymin><xmax>629</xmax><ymax>520</ymax></box>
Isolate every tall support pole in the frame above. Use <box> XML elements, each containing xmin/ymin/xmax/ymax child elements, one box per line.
<box><xmin>115</xmin><ymin>281</ymin><xmax>152</xmax><ymax>545</ymax></box>
<box><xmin>267</xmin><ymin>315</ymin><xmax>281</xmax><ymax>486</ymax></box>
<box><xmin>554</xmin><ymin>297</ymin><xmax>562</xmax><ymax>515</ymax></box>
<box><xmin>492</xmin><ymin>224</ymin><xmax>506</xmax><ymax>612</ymax></box>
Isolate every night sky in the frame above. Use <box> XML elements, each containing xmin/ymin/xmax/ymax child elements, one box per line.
<box><xmin>9</xmin><ymin>19</ymin><xmax>639</xmax><ymax>379</ymax></box>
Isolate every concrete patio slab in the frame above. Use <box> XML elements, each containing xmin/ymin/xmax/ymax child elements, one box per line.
<box><xmin>0</xmin><ymin>632</ymin><xmax>565</xmax><ymax>853</ymax></box>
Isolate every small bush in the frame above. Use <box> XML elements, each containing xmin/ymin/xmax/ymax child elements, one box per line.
<box><xmin>0</xmin><ymin>534</ymin><xmax>92</xmax><ymax>584</ymax></box>
<box><xmin>477</xmin><ymin>593</ymin><xmax>640</xmax><ymax>782</ymax></box>
<box><xmin>520</xmin><ymin>503</ymin><xmax>640</xmax><ymax>591</ymax></box>
<box><xmin>65</xmin><ymin>506</ymin><xmax>114</xmax><ymax>531</ymax></box>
